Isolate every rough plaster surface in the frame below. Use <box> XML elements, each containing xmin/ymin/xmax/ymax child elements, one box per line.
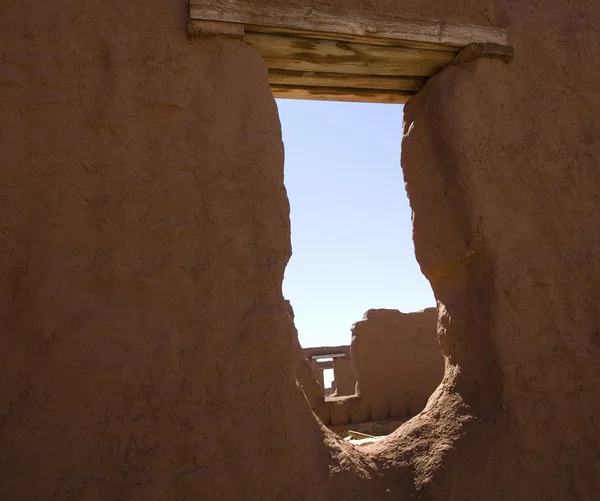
<box><xmin>2</xmin><ymin>0</ymin><xmax>600</xmax><ymax>499</ymax></box>
<box><xmin>286</xmin><ymin>300</ymin><xmax>325</xmax><ymax>409</ymax></box>
<box><xmin>0</xmin><ymin>1</ymin><xmax>390</xmax><ymax>499</ymax></box>
<box><xmin>332</xmin><ymin>357</ymin><xmax>356</xmax><ymax>396</ymax></box>
<box><xmin>299</xmin><ymin>308</ymin><xmax>442</xmax><ymax>426</ymax></box>
<box><xmin>352</xmin><ymin>308</ymin><xmax>443</xmax><ymax>420</ymax></box>
<box><xmin>369</xmin><ymin>2</ymin><xmax>600</xmax><ymax>499</ymax></box>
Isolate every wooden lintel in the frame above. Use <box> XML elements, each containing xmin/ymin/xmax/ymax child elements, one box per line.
<box><xmin>246</xmin><ymin>24</ymin><xmax>458</xmax><ymax>52</ymax></box>
<box><xmin>271</xmin><ymin>85</ymin><xmax>414</xmax><ymax>104</ymax></box>
<box><xmin>190</xmin><ymin>0</ymin><xmax>509</xmax><ymax>47</ymax></box>
<box><xmin>453</xmin><ymin>42</ymin><xmax>515</xmax><ymax>65</ymax></box>
<box><xmin>316</xmin><ymin>360</ymin><xmax>335</xmax><ymax>369</ymax></box>
<box><xmin>268</xmin><ymin>70</ymin><xmax>426</xmax><ymax>92</ymax></box>
<box><xmin>188</xmin><ymin>19</ymin><xmax>244</xmax><ymax>39</ymax></box>
<box><xmin>244</xmin><ymin>32</ymin><xmax>455</xmax><ymax>77</ymax></box>
<box><xmin>188</xmin><ymin>1</ymin><xmax>513</xmax><ymax>104</ymax></box>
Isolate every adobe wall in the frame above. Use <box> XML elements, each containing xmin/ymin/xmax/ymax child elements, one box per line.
<box><xmin>286</xmin><ymin>301</ymin><xmax>325</xmax><ymax>410</ymax></box>
<box><xmin>332</xmin><ymin>357</ymin><xmax>356</xmax><ymax>396</ymax></box>
<box><xmin>2</xmin><ymin>0</ymin><xmax>600</xmax><ymax>500</ymax></box>
<box><xmin>0</xmin><ymin>1</ymin><xmax>385</xmax><ymax>499</ymax></box>
<box><xmin>373</xmin><ymin>1</ymin><xmax>600</xmax><ymax>500</ymax></box>
<box><xmin>352</xmin><ymin>308</ymin><xmax>443</xmax><ymax>420</ymax></box>
<box><xmin>309</xmin><ymin>359</ymin><xmax>327</xmax><ymax>389</ymax></box>
<box><xmin>301</xmin><ymin>310</ymin><xmax>443</xmax><ymax>426</ymax></box>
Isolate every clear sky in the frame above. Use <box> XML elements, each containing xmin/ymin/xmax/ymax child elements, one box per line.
<box><xmin>277</xmin><ymin>98</ymin><xmax>435</xmax><ymax>349</ymax></box>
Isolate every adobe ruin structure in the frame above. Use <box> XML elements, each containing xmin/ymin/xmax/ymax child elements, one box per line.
<box><xmin>303</xmin><ymin>345</ymin><xmax>356</xmax><ymax>397</ymax></box>
<box><xmin>352</xmin><ymin>308</ymin><xmax>443</xmax><ymax>420</ymax></box>
<box><xmin>296</xmin><ymin>308</ymin><xmax>443</xmax><ymax>428</ymax></box>
<box><xmin>2</xmin><ymin>0</ymin><xmax>600</xmax><ymax>500</ymax></box>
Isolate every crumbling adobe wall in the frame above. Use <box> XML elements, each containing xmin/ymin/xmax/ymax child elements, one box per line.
<box><xmin>0</xmin><ymin>1</ymin><xmax>387</xmax><ymax>499</ymax></box>
<box><xmin>300</xmin><ymin>310</ymin><xmax>442</xmax><ymax>425</ymax></box>
<box><xmin>332</xmin><ymin>357</ymin><xmax>356</xmax><ymax>396</ymax></box>
<box><xmin>303</xmin><ymin>345</ymin><xmax>357</xmax><ymax>397</ymax></box>
<box><xmin>309</xmin><ymin>359</ymin><xmax>327</xmax><ymax>389</ymax></box>
<box><xmin>352</xmin><ymin>308</ymin><xmax>443</xmax><ymax>420</ymax></box>
<box><xmin>371</xmin><ymin>1</ymin><xmax>600</xmax><ymax>500</ymax></box>
<box><xmin>2</xmin><ymin>0</ymin><xmax>600</xmax><ymax>499</ymax></box>
<box><xmin>286</xmin><ymin>301</ymin><xmax>325</xmax><ymax>410</ymax></box>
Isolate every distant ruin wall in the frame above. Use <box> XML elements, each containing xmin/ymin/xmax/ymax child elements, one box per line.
<box><xmin>303</xmin><ymin>345</ymin><xmax>356</xmax><ymax>397</ymax></box>
<box><xmin>286</xmin><ymin>301</ymin><xmax>325</xmax><ymax>409</ymax></box>
<box><xmin>300</xmin><ymin>308</ymin><xmax>442</xmax><ymax>426</ymax></box>
<box><xmin>351</xmin><ymin>308</ymin><xmax>443</xmax><ymax>421</ymax></box>
<box><xmin>332</xmin><ymin>357</ymin><xmax>356</xmax><ymax>396</ymax></box>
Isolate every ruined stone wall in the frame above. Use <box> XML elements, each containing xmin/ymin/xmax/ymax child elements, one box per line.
<box><xmin>352</xmin><ymin>308</ymin><xmax>443</xmax><ymax>421</ymax></box>
<box><xmin>2</xmin><ymin>0</ymin><xmax>600</xmax><ymax>499</ymax></box>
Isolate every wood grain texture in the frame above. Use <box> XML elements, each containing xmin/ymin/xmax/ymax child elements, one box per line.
<box><xmin>271</xmin><ymin>85</ymin><xmax>414</xmax><ymax>104</ymax></box>
<box><xmin>245</xmin><ymin>25</ymin><xmax>458</xmax><ymax>52</ymax></box>
<box><xmin>188</xmin><ymin>0</ymin><xmax>513</xmax><ymax>104</ymax></box>
<box><xmin>244</xmin><ymin>32</ymin><xmax>455</xmax><ymax>77</ymax></box>
<box><xmin>268</xmin><ymin>70</ymin><xmax>426</xmax><ymax>91</ymax></box>
<box><xmin>190</xmin><ymin>0</ymin><xmax>509</xmax><ymax>46</ymax></box>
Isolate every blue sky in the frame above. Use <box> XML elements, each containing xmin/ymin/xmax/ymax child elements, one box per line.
<box><xmin>277</xmin><ymin>99</ymin><xmax>435</xmax><ymax>348</ymax></box>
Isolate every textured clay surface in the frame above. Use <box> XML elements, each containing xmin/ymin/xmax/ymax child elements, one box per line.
<box><xmin>287</xmin><ymin>300</ymin><xmax>325</xmax><ymax>409</ymax></box>
<box><xmin>0</xmin><ymin>1</ymin><xmax>393</xmax><ymax>499</ymax></box>
<box><xmin>331</xmin><ymin>357</ymin><xmax>356</xmax><ymax>397</ymax></box>
<box><xmin>2</xmin><ymin>0</ymin><xmax>600</xmax><ymax>499</ymax></box>
<box><xmin>352</xmin><ymin>308</ymin><xmax>443</xmax><ymax>420</ymax></box>
<box><xmin>369</xmin><ymin>1</ymin><xmax>600</xmax><ymax>499</ymax></box>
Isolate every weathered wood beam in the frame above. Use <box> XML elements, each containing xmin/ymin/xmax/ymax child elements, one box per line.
<box><xmin>316</xmin><ymin>360</ymin><xmax>335</xmax><ymax>369</ymax></box>
<box><xmin>188</xmin><ymin>1</ymin><xmax>512</xmax><ymax>104</ymax></box>
<box><xmin>246</xmin><ymin>25</ymin><xmax>458</xmax><ymax>52</ymax></box>
<box><xmin>268</xmin><ymin>70</ymin><xmax>426</xmax><ymax>92</ymax></box>
<box><xmin>271</xmin><ymin>85</ymin><xmax>414</xmax><ymax>104</ymax></box>
<box><xmin>244</xmin><ymin>32</ymin><xmax>455</xmax><ymax>77</ymax></box>
<box><xmin>304</xmin><ymin>346</ymin><xmax>351</xmax><ymax>358</ymax></box>
<box><xmin>189</xmin><ymin>0</ymin><xmax>509</xmax><ymax>47</ymax></box>
<box><xmin>347</xmin><ymin>430</ymin><xmax>375</xmax><ymax>439</ymax></box>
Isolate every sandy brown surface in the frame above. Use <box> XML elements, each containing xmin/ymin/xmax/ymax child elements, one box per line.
<box><xmin>287</xmin><ymin>300</ymin><xmax>326</xmax><ymax>410</ymax></box>
<box><xmin>352</xmin><ymin>308</ymin><xmax>443</xmax><ymax>420</ymax></box>
<box><xmin>0</xmin><ymin>1</ymin><xmax>389</xmax><ymax>499</ymax></box>
<box><xmin>2</xmin><ymin>0</ymin><xmax>600</xmax><ymax>499</ymax></box>
<box><xmin>372</xmin><ymin>2</ymin><xmax>600</xmax><ymax>497</ymax></box>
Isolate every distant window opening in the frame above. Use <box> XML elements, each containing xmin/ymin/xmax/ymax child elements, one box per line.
<box><xmin>279</xmin><ymin>98</ymin><xmax>442</xmax><ymax>440</ymax></box>
<box><xmin>322</xmin><ymin>368</ymin><xmax>335</xmax><ymax>396</ymax></box>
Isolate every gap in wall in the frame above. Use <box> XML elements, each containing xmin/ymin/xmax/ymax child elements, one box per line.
<box><xmin>278</xmin><ymin>98</ymin><xmax>435</xmax><ymax>349</ymax></box>
<box><xmin>323</xmin><ymin>368</ymin><xmax>335</xmax><ymax>393</ymax></box>
<box><xmin>278</xmin><ymin>98</ymin><xmax>443</xmax><ymax>437</ymax></box>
